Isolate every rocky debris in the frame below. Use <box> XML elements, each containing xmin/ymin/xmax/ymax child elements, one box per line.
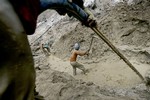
<box><xmin>145</xmin><ymin>70</ymin><xmax>150</xmax><ymax>85</ymax></box>
<box><xmin>36</xmin><ymin>69</ymin><xmax>150</xmax><ymax>100</ymax></box>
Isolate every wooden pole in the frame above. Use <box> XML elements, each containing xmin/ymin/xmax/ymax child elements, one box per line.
<box><xmin>91</xmin><ymin>27</ymin><xmax>144</xmax><ymax>81</ymax></box>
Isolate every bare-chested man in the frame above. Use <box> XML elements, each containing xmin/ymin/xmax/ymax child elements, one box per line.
<box><xmin>70</xmin><ymin>43</ymin><xmax>89</xmax><ymax>75</ymax></box>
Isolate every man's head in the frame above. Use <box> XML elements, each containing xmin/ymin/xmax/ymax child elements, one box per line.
<box><xmin>74</xmin><ymin>43</ymin><xmax>80</xmax><ymax>50</ymax></box>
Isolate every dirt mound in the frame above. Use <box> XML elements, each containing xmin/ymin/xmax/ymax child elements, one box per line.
<box><xmin>36</xmin><ymin>69</ymin><xmax>150</xmax><ymax>100</ymax></box>
<box><xmin>50</xmin><ymin>1</ymin><xmax>150</xmax><ymax>62</ymax></box>
<box><xmin>29</xmin><ymin>0</ymin><xmax>150</xmax><ymax>100</ymax></box>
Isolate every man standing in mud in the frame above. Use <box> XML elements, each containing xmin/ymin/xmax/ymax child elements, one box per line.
<box><xmin>40</xmin><ymin>42</ymin><xmax>50</xmax><ymax>56</ymax></box>
<box><xmin>0</xmin><ymin>0</ymin><xmax>96</xmax><ymax>100</ymax></box>
<box><xmin>70</xmin><ymin>43</ymin><xmax>89</xmax><ymax>75</ymax></box>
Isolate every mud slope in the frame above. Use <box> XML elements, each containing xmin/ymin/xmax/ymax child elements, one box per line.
<box><xmin>29</xmin><ymin>0</ymin><xmax>150</xmax><ymax>100</ymax></box>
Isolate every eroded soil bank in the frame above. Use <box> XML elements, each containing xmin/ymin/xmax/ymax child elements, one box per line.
<box><xmin>28</xmin><ymin>0</ymin><xmax>150</xmax><ymax>99</ymax></box>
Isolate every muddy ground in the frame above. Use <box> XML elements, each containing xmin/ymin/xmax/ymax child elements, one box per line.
<box><xmin>28</xmin><ymin>0</ymin><xmax>150</xmax><ymax>100</ymax></box>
